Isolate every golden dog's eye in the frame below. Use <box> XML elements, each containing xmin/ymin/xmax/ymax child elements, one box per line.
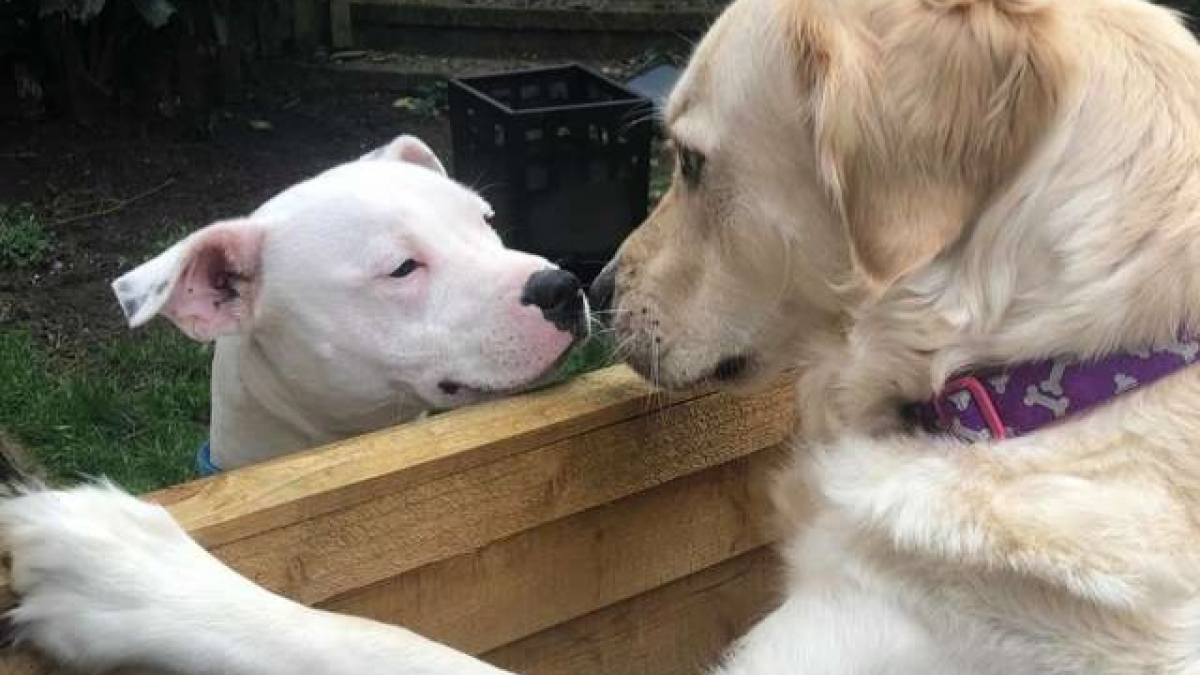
<box><xmin>390</xmin><ymin>259</ymin><xmax>422</xmax><ymax>278</ymax></box>
<box><xmin>678</xmin><ymin>146</ymin><xmax>706</xmax><ymax>186</ymax></box>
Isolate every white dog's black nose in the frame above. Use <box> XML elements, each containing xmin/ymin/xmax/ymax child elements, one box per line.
<box><xmin>521</xmin><ymin>269</ymin><xmax>585</xmax><ymax>334</ymax></box>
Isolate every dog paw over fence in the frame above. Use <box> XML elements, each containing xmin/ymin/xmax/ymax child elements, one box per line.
<box><xmin>0</xmin><ymin>365</ymin><xmax>795</xmax><ymax>675</ymax></box>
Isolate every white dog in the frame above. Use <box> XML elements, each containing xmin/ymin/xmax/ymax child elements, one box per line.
<box><xmin>112</xmin><ymin>135</ymin><xmax>586</xmax><ymax>471</ymax></box>
<box><xmin>8</xmin><ymin>0</ymin><xmax>1200</xmax><ymax>673</ymax></box>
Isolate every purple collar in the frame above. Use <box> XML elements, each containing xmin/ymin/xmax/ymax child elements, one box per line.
<box><xmin>910</xmin><ymin>334</ymin><xmax>1200</xmax><ymax>442</ymax></box>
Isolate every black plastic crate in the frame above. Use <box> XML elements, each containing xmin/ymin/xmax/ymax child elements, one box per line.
<box><xmin>449</xmin><ymin>64</ymin><xmax>654</xmax><ymax>283</ymax></box>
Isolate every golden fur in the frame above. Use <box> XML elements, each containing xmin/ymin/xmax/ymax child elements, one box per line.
<box><xmin>608</xmin><ymin>0</ymin><xmax>1200</xmax><ymax>671</ymax></box>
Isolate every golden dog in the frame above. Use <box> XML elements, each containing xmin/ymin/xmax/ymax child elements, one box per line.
<box><xmin>599</xmin><ymin>0</ymin><xmax>1200</xmax><ymax>671</ymax></box>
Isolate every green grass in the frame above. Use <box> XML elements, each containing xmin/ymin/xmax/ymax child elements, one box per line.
<box><xmin>0</xmin><ymin>204</ymin><xmax>56</xmax><ymax>268</ymax></box>
<box><xmin>0</xmin><ymin>326</ymin><xmax>210</xmax><ymax>493</ymax></box>
<box><xmin>555</xmin><ymin>332</ymin><xmax>618</xmax><ymax>382</ymax></box>
<box><xmin>0</xmin><ymin>324</ymin><xmax>614</xmax><ymax>493</ymax></box>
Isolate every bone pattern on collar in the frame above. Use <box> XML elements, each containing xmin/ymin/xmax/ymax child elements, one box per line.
<box><xmin>910</xmin><ymin>333</ymin><xmax>1200</xmax><ymax>442</ymax></box>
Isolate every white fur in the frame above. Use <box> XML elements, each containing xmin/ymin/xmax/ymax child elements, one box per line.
<box><xmin>0</xmin><ymin>484</ymin><xmax>510</xmax><ymax>675</ymax></box>
<box><xmin>113</xmin><ymin>136</ymin><xmax>579</xmax><ymax>468</ymax></box>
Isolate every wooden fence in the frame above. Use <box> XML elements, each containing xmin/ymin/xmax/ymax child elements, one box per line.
<box><xmin>0</xmin><ymin>365</ymin><xmax>794</xmax><ymax>675</ymax></box>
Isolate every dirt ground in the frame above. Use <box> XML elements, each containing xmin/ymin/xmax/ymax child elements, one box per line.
<box><xmin>0</xmin><ymin>63</ymin><xmax>451</xmax><ymax>358</ymax></box>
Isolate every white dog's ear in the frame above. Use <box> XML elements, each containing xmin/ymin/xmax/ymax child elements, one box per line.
<box><xmin>112</xmin><ymin>219</ymin><xmax>266</xmax><ymax>342</ymax></box>
<box><xmin>359</xmin><ymin>135</ymin><xmax>447</xmax><ymax>176</ymax></box>
<box><xmin>796</xmin><ymin>0</ymin><xmax>1069</xmax><ymax>286</ymax></box>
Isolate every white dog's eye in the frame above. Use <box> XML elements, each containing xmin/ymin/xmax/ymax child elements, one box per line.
<box><xmin>390</xmin><ymin>259</ymin><xmax>422</xmax><ymax>278</ymax></box>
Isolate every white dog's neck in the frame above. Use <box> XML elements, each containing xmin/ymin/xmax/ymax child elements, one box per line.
<box><xmin>209</xmin><ymin>333</ymin><xmax>429</xmax><ymax>469</ymax></box>
<box><xmin>801</xmin><ymin>56</ymin><xmax>1200</xmax><ymax>443</ymax></box>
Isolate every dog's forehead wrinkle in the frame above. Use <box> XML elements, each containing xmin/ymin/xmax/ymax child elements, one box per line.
<box><xmin>668</xmin><ymin>5</ymin><xmax>795</xmax><ymax>161</ymax></box>
<box><xmin>260</xmin><ymin>168</ymin><xmax>487</xmax><ymax>250</ymax></box>
<box><xmin>670</xmin><ymin>110</ymin><xmax>722</xmax><ymax>159</ymax></box>
<box><xmin>263</xmin><ymin>161</ymin><xmax>469</xmax><ymax>217</ymax></box>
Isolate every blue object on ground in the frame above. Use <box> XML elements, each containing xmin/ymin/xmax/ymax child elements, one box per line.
<box><xmin>626</xmin><ymin>64</ymin><xmax>682</xmax><ymax>116</ymax></box>
<box><xmin>196</xmin><ymin>440</ymin><xmax>221</xmax><ymax>476</ymax></box>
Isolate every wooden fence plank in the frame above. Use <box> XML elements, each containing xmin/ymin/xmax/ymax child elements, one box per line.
<box><xmin>0</xmin><ymin>367</ymin><xmax>797</xmax><ymax>675</ymax></box>
<box><xmin>206</xmin><ymin>380</ymin><xmax>794</xmax><ymax>605</ymax></box>
<box><xmin>330</xmin><ymin>0</ymin><xmax>353</xmax><ymax>48</ymax></box>
<box><xmin>0</xmin><ymin>454</ymin><xmax>783</xmax><ymax>675</ymax></box>
<box><xmin>485</xmin><ymin>548</ymin><xmax>781</xmax><ymax>675</ymax></box>
<box><xmin>293</xmin><ymin>0</ymin><xmax>321</xmax><ymax>51</ymax></box>
<box><xmin>322</xmin><ymin>446</ymin><xmax>786</xmax><ymax>654</ymax></box>
<box><xmin>0</xmin><ymin>547</ymin><xmax>780</xmax><ymax>675</ymax></box>
<box><xmin>150</xmin><ymin>366</ymin><xmax>693</xmax><ymax>548</ymax></box>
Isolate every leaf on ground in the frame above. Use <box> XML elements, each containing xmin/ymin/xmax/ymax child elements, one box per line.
<box><xmin>392</xmin><ymin>97</ymin><xmax>419</xmax><ymax>111</ymax></box>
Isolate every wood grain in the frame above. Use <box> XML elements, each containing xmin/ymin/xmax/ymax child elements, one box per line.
<box><xmin>150</xmin><ymin>367</ymin><xmax>694</xmax><ymax>548</ymax></box>
<box><xmin>321</xmin><ymin>447</ymin><xmax>786</xmax><ymax>654</ymax></box>
<box><xmin>485</xmin><ymin>548</ymin><xmax>782</xmax><ymax>675</ymax></box>
<box><xmin>205</xmin><ymin>379</ymin><xmax>793</xmax><ymax>605</ymax></box>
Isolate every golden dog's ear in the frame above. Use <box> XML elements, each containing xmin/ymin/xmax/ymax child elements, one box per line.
<box><xmin>796</xmin><ymin>0</ymin><xmax>1072</xmax><ymax>287</ymax></box>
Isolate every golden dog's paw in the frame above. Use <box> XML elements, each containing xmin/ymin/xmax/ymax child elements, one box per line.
<box><xmin>0</xmin><ymin>483</ymin><xmax>240</xmax><ymax>669</ymax></box>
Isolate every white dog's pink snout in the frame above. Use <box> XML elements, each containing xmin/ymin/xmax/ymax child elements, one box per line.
<box><xmin>475</xmin><ymin>266</ymin><xmax>584</xmax><ymax>384</ymax></box>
